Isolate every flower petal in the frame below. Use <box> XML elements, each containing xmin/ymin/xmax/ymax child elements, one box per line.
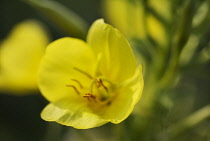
<box><xmin>0</xmin><ymin>20</ymin><xmax>49</xmax><ymax>92</ymax></box>
<box><xmin>41</xmin><ymin>64</ymin><xmax>143</xmax><ymax>128</ymax></box>
<box><xmin>87</xmin><ymin>19</ymin><xmax>137</xmax><ymax>83</ymax></box>
<box><xmin>38</xmin><ymin>37</ymin><xmax>96</xmax><ymax>102</ymax></box>
<box><xmin>98</xmin><ymin>65</ymin><xmax>144</xmax><ymax>123</ymax></box>
<box><xmin>41</xmin><ymin>97</ymin><xmax>108</xmax><ymax>129</ymax></box>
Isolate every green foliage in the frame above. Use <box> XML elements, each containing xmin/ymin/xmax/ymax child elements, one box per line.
<box><xmin>0</xmin><ymin>0</ymin><xmax>210</xmax><ymax>140</ymax></box>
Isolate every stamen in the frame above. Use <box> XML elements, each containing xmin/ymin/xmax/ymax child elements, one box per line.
<box><xmin>97</xmin><ymin>78</ymin><xmax>108</xmax><ymax>93</ymax></box>
<box><xmin>83</xmin><ymin>93</ymin><xmax>96</xmax><ymax>101</ymax></box>
<box><xmin>71</xmin><ymin>79</ymin><xmax>83</xmax><ymax>88</ymax></box>
<box><xmin>66</xmin><ymin>85</ymin><xmax>80</xmax><ymax>95</ymax></box>
<box><xmin>73</xmin><ymin>67</ymin><xmax>93</xmax><ymax>79</ymax></box>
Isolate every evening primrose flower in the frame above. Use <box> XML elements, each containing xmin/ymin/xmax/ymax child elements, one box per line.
<box><xmin>38</xmin><ymin>19</ymin><xmax>144</xmax><ymax>129</ymax></box>
<box><xmin>0</xmin><ymin>20</ymin><xmax>50</xmax><ymax>93</ymax></box>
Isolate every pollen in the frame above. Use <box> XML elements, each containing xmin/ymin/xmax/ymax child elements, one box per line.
<box><xmin>96</xmin><ymin>78</ymin><xmax>108</xmax><ymax>93</ymax></box>
<box><xmin>83</xmin><ymin>93</ymin><xmax>96</xmax><ymax>101</ymax></box>
<box><xmin>66</xmin><ymin>67</ymin><xmax>115</xmax><ymax>104</ymax></box>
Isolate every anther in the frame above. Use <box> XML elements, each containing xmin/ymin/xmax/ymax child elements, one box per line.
<box><xmin>66</xmin><ymin>85</ymin><xmax>80</xmax><ymax>95</ymax></box>
<box><xmin>97</xmin><ymin>78</ymin><xmax>108</xmax><ymax>93</ymax></box>
<box><xmin>83</xmin><ymin>93</ymin><xmax>96</xmax><ymax>101</ymax></box>
<box><xmin>71</xmin><ymin>79</ymin><xmax>83</xmax><ymax>88</ymax></box>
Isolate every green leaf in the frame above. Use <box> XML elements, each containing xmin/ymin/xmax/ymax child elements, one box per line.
<box><xmin>24</xmin><ymin>0</ymin><xmax>88</xmax><ymax>39</ymax></box>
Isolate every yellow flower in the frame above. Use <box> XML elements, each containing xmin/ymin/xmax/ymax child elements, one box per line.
<box><xmin>0</xmin><ymin>20</ymin><xmax>50</xmax><ymax>93</ymax></box>
<box><xmin>38</xmin><ymin>19</ymin><xmax>144</xmax><ymax>129</ymax></box>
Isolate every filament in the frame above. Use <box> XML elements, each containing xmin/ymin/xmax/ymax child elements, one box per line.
<box><xmin>66</xmin><ymin>85</ymin><xmax>80</xmax><ymax>95</ymax></box>
<box><xmin>71</xmin><ymin>79</ymin><xmax>83</xmax><ymax>88</ymax></box>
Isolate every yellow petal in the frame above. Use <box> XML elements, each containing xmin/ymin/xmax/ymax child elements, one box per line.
<box><xmin>87</xmin><ymin>19</ymin><xmax>136</xmax><ymax>83</ymax></box>
<box><xmin>0</xmin><ymin>20</ymin><xmax>49</xmax><ymax>92</ymax></box>
<box><xmin>39</xmin><ymin>19</ymin><xmax>144</xmax><ymax>129</ymax></box>
<box><xmin>97</xmin><ymin>65</ymin><xmax>144</xmax><ymax>123</ymax></box>
<box><xmin>41</xmin><ymin>65</ymin><xmax>143</xmax><ymax>128</ymax></box>
<box><xmin>38</xmin><ymin>37</ymin><xmax>96</xmax><ymax>102</ymax></box>
<box><xmin>41</xmin><ymin>97</ymin><xmax>108</xmax><ymax>129</ymax></box>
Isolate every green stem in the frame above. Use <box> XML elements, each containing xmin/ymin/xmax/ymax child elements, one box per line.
<box><xmin>159</xmin><ymin>0</ymin><xmax>196</xmax><ymax>89</ymax></box>
<box><xmin>168</xmin><ymin>104</ymin><xmax>210</xmax><ymax>138</ymax></box>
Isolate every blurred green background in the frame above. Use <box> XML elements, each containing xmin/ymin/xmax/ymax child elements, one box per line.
<box><xmin>0</xmin><ymin>0</ymin><xmax>210</xmax><ymax>141</ymax></box>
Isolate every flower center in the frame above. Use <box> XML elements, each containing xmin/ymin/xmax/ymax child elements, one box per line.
<box><xmin>66</xmin><ymin>67</ymin><xmax>115</xmax><ymax>105</ymax></box>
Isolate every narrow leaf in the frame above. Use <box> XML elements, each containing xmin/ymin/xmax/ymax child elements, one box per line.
<box><xmin>25</xmin><ymin>0</ymin><xmax>88</xmax><ymax>39</ymax></box>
